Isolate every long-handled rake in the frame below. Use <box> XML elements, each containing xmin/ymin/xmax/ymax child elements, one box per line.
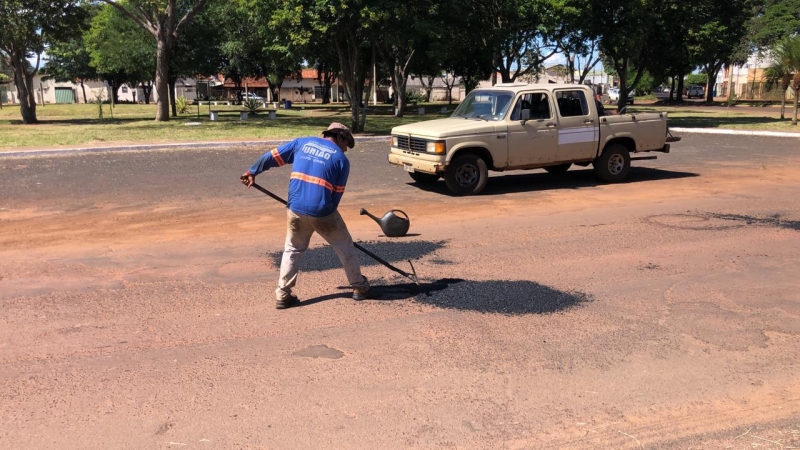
<box><xmin>251</xmin><ymin>183</ymin><xmax>420</xmax><ymax>286</ymax></box>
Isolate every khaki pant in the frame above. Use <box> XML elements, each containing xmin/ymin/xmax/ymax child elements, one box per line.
<box><xmin>276</xmin><ymin>209</ymin><xmax>369</xmax><ymax>300</ymax></box>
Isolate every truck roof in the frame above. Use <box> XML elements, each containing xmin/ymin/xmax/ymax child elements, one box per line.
<box><xmin>479</xmin><ymin>83</ymin><xmax>593</xmax><ymax>94</ymax></box>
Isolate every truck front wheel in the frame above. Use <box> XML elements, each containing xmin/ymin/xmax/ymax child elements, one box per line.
<box><xmin>444</xmin><ymin>154</ymin><xmax>488</xmax><ymax>195</ymax></box>
<box><xmin>593</xmin><ymin>144</ymin><xmax>631</xmax><ymax>183</ymax></box>
<box><xmin>408</xmin><ymin>172</ymin><xmax>440</xmax><ymax>184</ymax></box>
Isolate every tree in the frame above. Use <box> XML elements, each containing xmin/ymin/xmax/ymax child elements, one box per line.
<box><xmin>751</xmin><ymin>0</ymin><xmax>800</xmax><ymax>50</ymax></box>
<box><xmin>372</xmin><ymin>0</ymin><xmax>443</xmax><ymax>116</ymax></box>
<box><xmin>591</xmin><ymin>0</ymin><xmax>654</xmax><ymax>110</ymax></box>
<box><xmin>99</xmin><ymin>0</ymin><xmax>214</xmax><ymax>121</ymax></box>
<box><xmin>44</xmin><ymin>29</ymin><xmax>97</xmax><ymax>104</ymax></box>
<box><xmin>559</xmin><ymin>0</ymin><xmax>602</xmax><ymax>83</ymax></box>
<box><xmin>637</xmin><ymin>0</ymin><xmax>695</xmax><ymax>101</ymax></box>
<box><xmin>85</xmin><ymin>3</ymin><xmax>156</xmax><ymax>104</ymax></box>
<box><xmin>432</xmin><ymin>0</ymin><xmax>494</xmax><ymax>97</ymax></box>
<box><xmin>0</xmin><ymin>0</ymin><xmax>87</xmax><ymax>123</ymax></box>
<box><xmin>687</xmin><ymin>0</ymin><xmax>754</xmax><ymax>102</ymax></box>
<box><xmin>168</xmin><ymin>4</ymin><xmax>223</xmax><ymax>115</ymax></box>
<box><xmin>272</xmin><ymin>0</ymin><xmax>376</xmax><ymax>132</ymax></box>
<box><xmin>767</xmin><ymin>36</ymin><xmax>800</xmax><ymax>125</ymax></box>
<box><xmin>488</xmin><ymin>0</ymin><xmax>561</xmax><ymax>84</ymax></box>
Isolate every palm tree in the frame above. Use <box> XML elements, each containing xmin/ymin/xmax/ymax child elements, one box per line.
<box><xmin>766</xmin><ymin>37</ymin><xmax>800</xmax><ymax>125</ymax></box>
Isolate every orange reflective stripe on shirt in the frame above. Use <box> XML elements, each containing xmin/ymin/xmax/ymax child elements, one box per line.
<box><xmin>290</xmin><ymin>172</ymin><xmax>345</xmax><ymax>193</ymax></box>
<box><xmin>271</xmin><ymin>148</ymin><xmax>286</xmax><ymax>166</ymax></box>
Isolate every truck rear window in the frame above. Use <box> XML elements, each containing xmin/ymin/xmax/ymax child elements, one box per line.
<box><xmin>555</xmin><ymin>90</ymin><xmax>589</xmax><ymax>117</ymax></box>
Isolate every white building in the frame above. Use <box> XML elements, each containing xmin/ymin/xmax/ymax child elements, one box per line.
<box><xmin>2</xmin><ymin>75</ymin><xmax>197</xmax><ymax>105</ymax></box>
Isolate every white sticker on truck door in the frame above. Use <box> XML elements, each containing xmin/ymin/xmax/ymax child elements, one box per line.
<box><xmin>558</xmin><ymin>127</ymin><xmax>598</xmax><ymax>145</ymax></box>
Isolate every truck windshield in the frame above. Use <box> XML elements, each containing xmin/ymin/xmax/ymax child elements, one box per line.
<box><xmin>452</xmin><ymin>90</ymin><xmax>513</xmax><ymax>121</ymax></box>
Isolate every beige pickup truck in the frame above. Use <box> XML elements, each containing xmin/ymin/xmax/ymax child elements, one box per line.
<box><xmin>388</xmin><ymin>83</ymin><xmax>676</xmax><ymax>195</ymax></box>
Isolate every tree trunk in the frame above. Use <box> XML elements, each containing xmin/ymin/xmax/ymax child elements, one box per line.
<box><xmin>141</xmin><ymin>82</ymin><xmax>152</xmax><ymax>104</ymax></box>
<box><xmin>395</xmin><ymin>83</ymin><xmax>407</xmax><ymax>117</ymax></box>
<box><xmin>109</xmin><ymin>81</ymin><xmax>120</xmax><ymax>104</ymax></box>
<box><xmin>670</xmin><ymin>77</ymin><xmax>676</xmax><ymax>101</ymax></box>
<box><xmin>705</xmin><ymin>62</ymin><xmax>721</xmax><ymax>103</ymax></box>
<box><xmin>616</xmin><ymin>59</ymin><xmax>628</xmax><ymax>111</ymax></box>
<box><xmin>676</xmin><ymin>74</ymin><xmax>685</xmax><ymax>102</ymax></box>
<box><xmin>154</xmin><ymin>34</ymin><xmax>171</xmax><ymax>121</ymax></box>
<box><xmin>334</xmin><ymin>29</ymin><xmax>367</xmax><ymax>132</ymax></box>
<box><xmin>169</xmin><ymin>78</ymin><xmax>177</xmax><ymax>117</ymax></box>
<box><xmin>80</xmin><ymin>80</ymin><xmax>88</xmax><ymax>104</ymax></box>
<box><xmin>12</xmin><ymin>61</ymin><xmax>37</xmax><ymax>124</ymax></box>
<box><xmin>793</xmin><ymin>87</ymin><xmax>799</xmax><ymax>126</ymax></box>
<box><xmin>780</xmin><ymin>85</ymin><xmax>787</xmax><ymax>119</ymax></box>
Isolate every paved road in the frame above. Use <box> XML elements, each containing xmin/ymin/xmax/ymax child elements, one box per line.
<box><xmin>1</xmin><ymin>133</ymin><xmax>799</xmax><ymax>449</ymax></box>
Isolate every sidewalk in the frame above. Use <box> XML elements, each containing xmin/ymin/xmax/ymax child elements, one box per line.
<box><xmin>670</xmin><ymin>127</ymin><xmax>800</xmax><ymax>138</ymax></box>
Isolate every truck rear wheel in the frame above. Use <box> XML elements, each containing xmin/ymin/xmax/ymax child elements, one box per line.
<box><xmin>544</xmin><ymin>163</ymin><xmax>571</xmax><ymax>174</ymax></box>
<box><xmin>408</xmin><ymin>172</ymin><xmax>440</xmax><ymax>184</ymax></box>
<box><xmin>593</xmin><ymin>144</ymin><xmax>631</xmax><ymax>183</ymax></box>
<box><xmin>444</xmin><ymin>154</ymin><xmax>488</xmax><ymax>195</ymax></box>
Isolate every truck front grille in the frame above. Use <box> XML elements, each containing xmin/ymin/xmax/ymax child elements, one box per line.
<box><xmin>396</xmin><ymin>136</ymin><xmax>427</xmax><ymax>153</ymax></box>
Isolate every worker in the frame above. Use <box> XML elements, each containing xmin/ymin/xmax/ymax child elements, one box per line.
<box><xmin>240</xmin><ymin>123</ymin><xmax>372</xmax><ymax>309</ymax></box>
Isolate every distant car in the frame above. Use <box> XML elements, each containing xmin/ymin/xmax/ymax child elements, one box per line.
<box><xmin>242</xmin><ymin>93</ymin><xmax>265</xmax><ymax>101</ymax></box>
<box><xmin>687</xmin><ymin>85</ymin><xmax>705</xmax><ymax>99</ymax></box>
<box><xmin>607</xmin><ymin>88</ymin><xmax>635</xmax><ymax>104</ymax></box>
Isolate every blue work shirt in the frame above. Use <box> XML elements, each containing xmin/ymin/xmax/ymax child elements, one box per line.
<box><xmin>248</xmin><ymin>137</ymin><xmax>350</xmax><ymax>217</ymax></box>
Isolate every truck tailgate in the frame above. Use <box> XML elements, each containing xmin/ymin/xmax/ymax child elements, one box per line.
<box><xmin>600</xmin><ymin>112</ymin><xmax>668</xmax><ymax>152</ymax></box>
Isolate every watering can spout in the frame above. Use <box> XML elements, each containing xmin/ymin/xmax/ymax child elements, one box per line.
<box><xmin>360</xmin><ymin>208</ymin><xmax>410</xmax><ymax>237</ymax></box>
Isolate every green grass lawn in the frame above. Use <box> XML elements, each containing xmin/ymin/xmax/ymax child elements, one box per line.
<box><xmin>0</xmin><ymin>102</ymin><xmax>458</xmax><ymax>150</ymax></box>
<box><xmin>1</xmin><ymin>100</ymin><xmax>798</xmax><ymax>150</ymax></box>
<box><xmin>630</xmin><ymin>104</ymin><xmax>800</xmax><ymax>131</ymax></box>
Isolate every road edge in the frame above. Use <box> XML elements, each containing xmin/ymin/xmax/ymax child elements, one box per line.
<box><xmin>0</xmin><ymin>136</ymin><xmax>391</xmax><ymax>158</ymax></box>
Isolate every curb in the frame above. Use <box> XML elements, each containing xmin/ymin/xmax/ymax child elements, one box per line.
<box><xmin>670</xmin><ymin>127</ymin><xmax>800</xmax><ymax>138</ymax></box>
<box><xmin>0</xmin><ymin>135</ymin><xmax>391</xmax><ymax>159</ymax></box>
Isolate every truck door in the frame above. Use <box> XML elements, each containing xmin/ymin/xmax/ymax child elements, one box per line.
<box><xmin>506</xmin><ymin>91</ymin><xmax>558</xmax><ymax>167</ymax></box>
<box><xmin>554</xmin><ymin>89</ymin><xmax>599</xmax><ymax>162</ymax></box>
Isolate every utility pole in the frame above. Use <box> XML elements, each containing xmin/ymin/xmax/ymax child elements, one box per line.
<box><xmin>372</xmin><ymin>53</ymin><xmax>377</xmax><ymax>106</ymax></box>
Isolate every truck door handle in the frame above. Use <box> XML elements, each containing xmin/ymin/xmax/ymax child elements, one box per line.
<box><xmin>583</xmin><ymin>119</ymin><xmax>593</xmax><ymax>124</ymax></box>
<box><xmin>546</xmin><ymin>122</ymin><xmax>556</xmax><ymax>128</ymax></box>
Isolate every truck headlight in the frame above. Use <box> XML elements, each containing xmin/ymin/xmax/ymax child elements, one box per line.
<box><xmin>391</xmin><ymin>136</ymin><xmax>398</xmax><ymax>147</ymax></box>
<box><xmin>426</xmin><ymin>141</ymin><xmax>446</xmax><ymax>154</ymax></box>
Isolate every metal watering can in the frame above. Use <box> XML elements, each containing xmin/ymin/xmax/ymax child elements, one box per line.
<box><xmin>360</xmin><ymin>208</ymin><xmax>410</xmax><ymax>237</ymax></box>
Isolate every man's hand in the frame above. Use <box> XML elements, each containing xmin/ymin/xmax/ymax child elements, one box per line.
<box><xmin>240</xmin><ymin>171</ymin><xmax>255</xmax><ymax>187</ymax></box>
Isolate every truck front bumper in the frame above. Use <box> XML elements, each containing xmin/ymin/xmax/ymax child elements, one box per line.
<box><xmin>387</xmin><ymin>149</ymin><xmax>446</xmax><ymax>175</ymax></box>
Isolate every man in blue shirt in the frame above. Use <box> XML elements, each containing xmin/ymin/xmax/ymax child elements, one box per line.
<box><xmin>240</xmin><ymin>123</ymin><xmax>371</xmax><ymax>309</ymax></box>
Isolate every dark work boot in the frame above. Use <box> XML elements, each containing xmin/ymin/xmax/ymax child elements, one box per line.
<box><xmin>352</xmin><ymin>289</ymin><xmax>372</xmax><ymax>301</ymax></box>
<box><xmin>276</xmin><ymin>294</ymin><xmax>300</xmax><ymax>309</ymax></box>
<box><xmin>352</xmin><ymin>276</ymin><xmax>372</xmax><ymax>301</ymax></box>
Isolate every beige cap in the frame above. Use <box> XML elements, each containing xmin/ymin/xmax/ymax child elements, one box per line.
<box><xmin>322</xmin><ymin>122</ymin><xmax>355</xmax><ymax>148</ymax></box>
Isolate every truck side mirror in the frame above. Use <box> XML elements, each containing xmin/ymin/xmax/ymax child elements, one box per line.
<box><xmin>520</xmin><ymin>109</ymin><xmax>530</xmax><ymax>123</ymax></box>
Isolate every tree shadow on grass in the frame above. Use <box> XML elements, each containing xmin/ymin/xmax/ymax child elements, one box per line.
<box><xmin>268</xmin><ymin>239</ymin><xmax>449</xmax><ymax>271</ymax></box>
<box><xmin>299</xmin><ymin>278</ymin><xmax>592</xmax><ymax>315</ymax></box>
<box><xmin>667</xmin><ymin>116</ymin><xmax>790</xmax><ymax>128</ymax></box>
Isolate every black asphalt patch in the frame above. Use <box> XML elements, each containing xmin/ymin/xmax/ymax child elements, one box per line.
<box><xmin>368</xmin><ymin>278</ymin><xmax>591</xmax><ymax>315</ymax></box>
<box><xmin>705</xmin><ymin>212</ymin><xmax>800</xmax><ymax>231</ymax></box>
<box><xmin>644</xmin><ymin>212</ymin><xmax>800</xmax><ymax>232</ymax></box>
<box><xmin>268</xmin><ymin>240</ymin><xmax>449</xmax><ymax>271</ymax></box>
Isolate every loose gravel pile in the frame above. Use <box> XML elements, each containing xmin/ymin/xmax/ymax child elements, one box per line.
<box><xmin>269</xmin><ymin>240</ymin><xmax>447</xmax><ymax>271</ymax></box>
<box><xmin>371</xmin><ymin>278</ymin><xmax>591</xmax><ymax>315</ymax></box>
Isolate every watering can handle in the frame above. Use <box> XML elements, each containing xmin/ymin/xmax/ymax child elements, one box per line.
<box><xmin>390</xmin><ymin>210</ymin><xmax>409</xmax><ymax>220</ymax></box>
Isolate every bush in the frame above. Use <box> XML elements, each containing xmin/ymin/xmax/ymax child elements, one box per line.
<box><xmin>176</xmin><ymin>96</ymin><xmax>189</xmax><ymax>114</ymax></box>
<box><xmin>242</xmin><ymin>98</ymin><xmax>262</xmax><ymax>113</ymax></box>
<box><xmin>404</xmin><ymin>90</ymin><xmax>427</xmax><ymax>104</ymax></box>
